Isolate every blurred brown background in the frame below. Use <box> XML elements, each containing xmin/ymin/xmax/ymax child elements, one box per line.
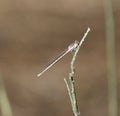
<box><xmin>0</xmin><ymin>0</ymin><xmax>120</xmax><ymax>116</ymax></box>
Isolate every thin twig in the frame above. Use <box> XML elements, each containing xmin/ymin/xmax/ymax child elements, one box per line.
<box><xmin>0</xmin><ymin>74</ymin><xmax>13</xmax><ymax>116</ymax></box>
<box><xmin>64</xmin><ymin>28</ymin><xmax>90</xmax><ymax>116</ymax></box>
<box><xmin>104</xmin><ymin>0</ymin><xmax>118</xmax><ymax>116</ymax></box>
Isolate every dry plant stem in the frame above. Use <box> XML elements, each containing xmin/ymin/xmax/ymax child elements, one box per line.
<box><xmin>64</xmin><ymin>28</ymin><xmax>90</xmax><ymax>116</ymax></box>
<box><xmin>104</xmin><ymin>0</ymin><xmax>118</xmax><ymax>116</ymax></box>
<box><xmin>0</xmin><ymin>74</ymin><xmax>13</xmax><ymax>116</ymax></box>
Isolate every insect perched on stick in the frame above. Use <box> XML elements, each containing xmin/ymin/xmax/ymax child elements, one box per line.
<box><xmin>37</xmin><ymin>40</ymin><xmax>79</xmax><ymax>77</ymax></box>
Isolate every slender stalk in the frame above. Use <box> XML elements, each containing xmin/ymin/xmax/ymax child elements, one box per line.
<box><xmin>104</xmin><ymin>0</ymin><xmax>118</xmax><ymax>116</ymax></box>
<box><xmin>64</xmin><ymin>28</ymin><xmax>90</xmax><ymax>116</ymax></box>
<box><xmin>0</xmin><ymin>74</ymin><xmax>13</xmax><ymax>116</ymax></box>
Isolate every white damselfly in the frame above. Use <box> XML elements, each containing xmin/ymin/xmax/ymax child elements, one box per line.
<box><xmin>37</xmin><ymin>40</ymin><xmax>79</xmax><ymax>77</ymax></box>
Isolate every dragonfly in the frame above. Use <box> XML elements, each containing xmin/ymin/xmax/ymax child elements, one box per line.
<box><xmin>37</xmin><ymin>40</ymin><xmax>79</xmax><ymax>77</ymax></box>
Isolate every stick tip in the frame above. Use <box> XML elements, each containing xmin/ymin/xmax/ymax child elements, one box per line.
<box><xmin>87</xmin><ymin>27</ymin><xmax>90</xmax><ymax>31</ymax></box>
